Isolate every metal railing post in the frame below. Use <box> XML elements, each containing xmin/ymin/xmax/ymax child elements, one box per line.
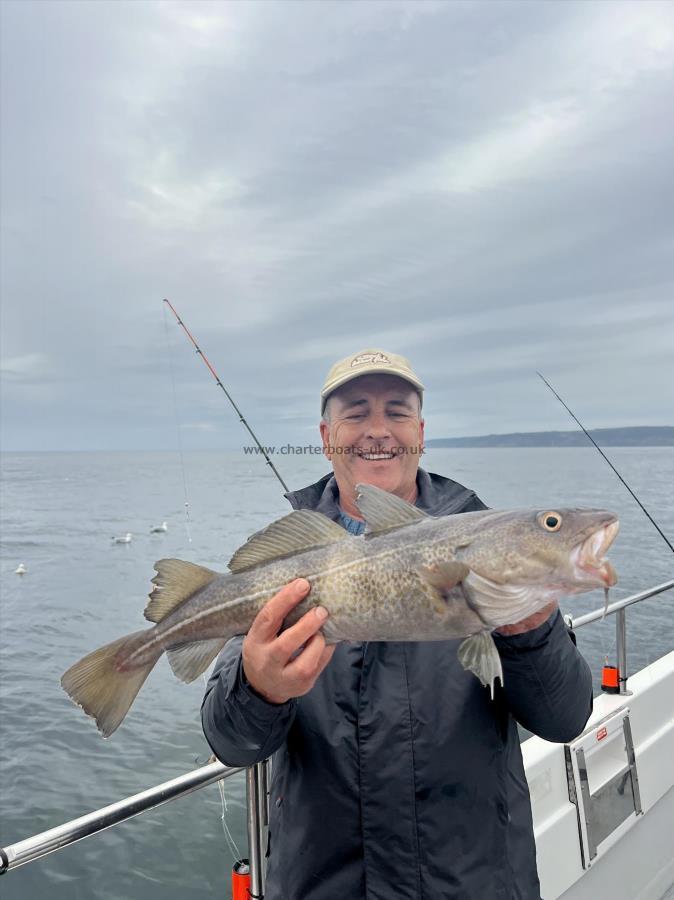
<box><xmin>257</xmin><ymin>760</ymin><xmax>269</xmax><ymax>893</ymax></box>
<box><xmin>263</xmin><ymin>758</ymin><xmax>271</xmax><ymax>825</ymax></box>
<box><xmin>246</xmin><ymin>764</ymin><xmax>266</xmax><ymax>899</ymax></box>
<box><xmin>616</xmin><ymin>606</ymin><xmax>629</xmax><ymax>694</ymax></box>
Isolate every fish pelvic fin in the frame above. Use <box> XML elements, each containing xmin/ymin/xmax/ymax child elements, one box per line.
<box><xmin>458</xmin><ymin>632</ymin><xmax>503</xmax><ymax>699</ymax></box>
<box><xmin>166</xmin><ymin>638</ymin><xmax>226</xmax><ymax>683</ymax></box>
<box><xmin>61</xmin><ymin>630</ymin><xmax>161</xmax><ymax>738</ymax></box>
<box><xmin>145</xmin><ymin>559</ymin><xmax>219</xmax><ymax>623</ymax></box>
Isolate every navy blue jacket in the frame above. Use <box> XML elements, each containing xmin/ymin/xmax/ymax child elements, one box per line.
<box><xmin>202</xmin><ymin>470</ymin><xmax>593</xmax><ymax>899</ymax></box>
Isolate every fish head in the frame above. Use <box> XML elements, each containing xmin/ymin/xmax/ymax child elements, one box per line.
<box><xmin>456</xmin><ymin>508</ymin><xmax>619</xmax><ymax>624</ymax></box>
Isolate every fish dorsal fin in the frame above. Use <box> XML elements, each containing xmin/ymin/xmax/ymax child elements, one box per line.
<box><xmin>228</xmin><ymin>510</ymin><xmax>349</xmax><ymax>573</ymax></box>
<box><xmin>355</xmin><ymin>483</ymin><xmax>429</xmax><ymax>536</ymax></box>
<box><xmin>144</xmin><ymin>559</ymin><xmax>219</xmax><ymax>623</ymax></box>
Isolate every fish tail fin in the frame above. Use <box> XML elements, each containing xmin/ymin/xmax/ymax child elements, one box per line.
<box><xmin>61</xmin><ymin>630</ymin><xmax>161</xmax><ymax>738</ymax></box>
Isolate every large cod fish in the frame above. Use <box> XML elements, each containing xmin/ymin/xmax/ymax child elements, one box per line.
<box><xmin>62</xmin><ymin>485</ymin><xmax>619</xmax><ymax>737</ymax></box>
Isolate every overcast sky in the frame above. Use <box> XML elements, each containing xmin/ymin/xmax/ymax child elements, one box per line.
<box><xmin>1</xmin><ymin>0</ymin><xmax>673</xmax><ymax>451</ymax></box>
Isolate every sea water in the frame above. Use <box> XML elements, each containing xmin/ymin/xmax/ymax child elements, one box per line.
<box><xmin>1</xmin><ymin>447</ymin><xmax>672</xmax><ymax>900</ymax></box>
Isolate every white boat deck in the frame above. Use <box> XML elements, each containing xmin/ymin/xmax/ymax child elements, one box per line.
<box><xmin>526</xmin><ymin>651</ymin><xmax>674</xmax><ymax>900</ymax></box>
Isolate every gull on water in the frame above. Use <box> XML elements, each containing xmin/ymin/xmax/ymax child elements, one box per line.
<box><xmin>150</xmin><ymin>522</ymin><xmax>168</xmax><ymax>533</ymax></box>
<box><xmin>112</xmin><ymin>533</ymin><xmax>133</xmax><ymax>544</ymax></box>
<box><xmin>15</xmin><ymin>563</ymin><xmax>27</xmax><ymax>575</ymax></box>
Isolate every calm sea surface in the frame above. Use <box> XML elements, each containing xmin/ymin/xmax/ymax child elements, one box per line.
<box><xmin>1</xmin><ymin>448</ymin><xmax>673</xmax><ymax>900</ymax></box>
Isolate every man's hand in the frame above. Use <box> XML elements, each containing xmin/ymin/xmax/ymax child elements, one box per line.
<box><xmin>242</xmin><ymin>579</ymin><xmax>336</xmax><ymax>704</ymax></box>
<box><xmin>494</xmin><ymin>601</ymin><xmax>558</xmax><ymax>636</ymax></box>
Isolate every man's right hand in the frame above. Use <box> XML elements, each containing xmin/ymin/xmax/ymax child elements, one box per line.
<box><xmin>242</xmin><ymin>579</ymin><xmax>336</xmax><ymax>705</ymax></box>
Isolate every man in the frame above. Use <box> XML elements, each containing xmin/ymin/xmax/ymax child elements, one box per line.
<box><xmin>202</xmin><ymin>349</ymin><xmax>593</xmax><ymax>900</ymax></box>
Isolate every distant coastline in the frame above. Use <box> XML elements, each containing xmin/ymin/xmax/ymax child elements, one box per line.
<box><xmin>426</xmin><ymin>426</ymin><xmax>674</xmax><ymax>448</ymax></box>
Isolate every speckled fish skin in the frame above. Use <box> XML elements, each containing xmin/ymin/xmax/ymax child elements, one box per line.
<box><xmin>150</xmin><ymin>506</ymin><xmax>619</xmax><ymax>648</ymax></box>
<box><xmin>61</xmin><ymin>487</ymin><xmax>619</xmax><ymax>736</ymax></box>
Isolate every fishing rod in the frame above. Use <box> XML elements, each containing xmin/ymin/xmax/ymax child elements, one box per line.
<box><xmin>163</xmin><ymin>298</ymin><xmax>268</xmax><ymax>896</ymax></box>
<box><xmin>163</xmin><ymin>298</ymin><xmax>290</xmax><ymax>493</ymax></box>
<box><xmin>537</xmin><ymin>371</ymin><xmax>674</xmax><ymax>555</ymax></box>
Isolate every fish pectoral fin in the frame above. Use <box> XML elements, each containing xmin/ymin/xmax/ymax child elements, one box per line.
<box><xmin>420</xmin><ymin>561</ymin><xmax>470</xmax><ymax>591</ymax></box>
<box><xmin>145</xmin><ymin>560</ymin><xmax>219</xmax><ymax>623</ymax></box>
<box><xmin>355</xmin><ymin>483</ymin><xmax>430</xmax><ymax>536</ymax></box>
<box><xmin>420</xmin><ymin>561</ymin><xmax>470</xmax><ymax>601</ymax></box>
<box><xmin>458</xmin><ymin>632</ymin><xmax>503</xmax><ymax>699</ymax></box>
<box><xmin>420</xmin><ymin>562</ymin><xmax>471</xmax><ymax>614</ymax></box>
<box><xmin>166</xmin><ymin>638</ymin><xmax>227</xmax><ymax>683</ymax></box>
<box><xmin>228</xmin><ymin>511</ymin><xmax>348</xmax><ymax>573</ymax></box>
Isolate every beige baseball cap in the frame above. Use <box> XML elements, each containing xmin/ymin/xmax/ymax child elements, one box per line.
<box><xmin>321</xmin><ymin>348</ymin><xmax>424</xmax><ymax>413</ymax></box>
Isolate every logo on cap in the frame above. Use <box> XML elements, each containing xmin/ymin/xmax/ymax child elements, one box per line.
<box><xmin>350</xmin><ymin>352</ymin><xmax>391</xmax><ymax>368</ymax></box>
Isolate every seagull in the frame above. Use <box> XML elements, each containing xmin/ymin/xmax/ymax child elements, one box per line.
<box><xmin>112</xmin><ymin>533</ymin><xmax>133</xmax><ymax>544</ymax></box>
<box><xmin>150</xmin><ymin>521</ymin><xmax>168</xmax><ymax>533</ymax></box>
<box><xmin>15</xmin><ymin>563</ymin><xmax>27</xmax><ymax>575</ymax></box>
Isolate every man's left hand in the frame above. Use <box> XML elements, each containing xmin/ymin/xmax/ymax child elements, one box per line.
<box><xmin>494</xmin><ymin>601</ymin><xmax>558</xmax><ymax>636</ymax></box>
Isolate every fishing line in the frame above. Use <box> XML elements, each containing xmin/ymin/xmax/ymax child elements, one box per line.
<box><xmin>163</xmin><ymin>298</ymin><xmax>289</xmax><ymax>493</ymax></box>
<box><xmin>216</xmin><ymin>777</ymin><xmax>242</xmax><ymax>862</ymax></box>
<box><xmin>536</xmin><ymin>372</ymin><xmax>674</xmax><ymax>555</ymax></box>
<box><xmin>200</xmin><ymin>670</ymin><xmax>243</xmax><ymax>863</ymax></box>
<box><xmin>162</xmin><ymin>302</ymin><xmax>194</xmax><ymax>545</ymax></box>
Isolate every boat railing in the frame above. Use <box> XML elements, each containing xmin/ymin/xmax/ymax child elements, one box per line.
<box><xmin>563</xmin><ymin>579</ymin><xmax>674</xmax><ymax>695</ymax></box>
<box><xmin>2</xmin><ymin>579</ymin><xmax>673</xmax><ymax>893</ymax></box>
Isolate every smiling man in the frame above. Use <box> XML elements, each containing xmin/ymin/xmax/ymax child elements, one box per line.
<box><xmin>319</xmin><ymin>361</ymin><xmax>424</xmax><ymax>514</ymax></box>
<box><xmin>202</xmin><ymin>349</ymin><xmax>594</xmax><ymax>900</ymax></box>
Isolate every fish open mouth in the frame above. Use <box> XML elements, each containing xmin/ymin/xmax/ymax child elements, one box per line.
<box><xmin>572</xmin><ymin>519</ymin><xmax>620</xmax><ymax>586</ymax></box>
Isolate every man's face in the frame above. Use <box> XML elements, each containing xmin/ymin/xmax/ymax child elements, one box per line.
<box><xmin>319</xmin><ymin>374</ymin><xmax>424</xmax><ymax>505</ymax></box>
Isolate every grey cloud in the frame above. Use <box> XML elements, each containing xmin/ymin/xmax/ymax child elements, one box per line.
<box><xmin>1</xmin><ymin>0</ymin><xmax>672</xmax><ymax>450</ymax></box>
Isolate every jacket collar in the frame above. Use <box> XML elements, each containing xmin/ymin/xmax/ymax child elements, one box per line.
<box><xmin>284</xmin><ymin>468</ymin><xmax>477</xmax><ymax>521</ymax></box>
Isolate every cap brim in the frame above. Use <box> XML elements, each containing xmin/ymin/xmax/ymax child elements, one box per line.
<box><xmin>321</xmin><ymin>368</ymin><xmax>424</xmax><ymax>411</ymax></box>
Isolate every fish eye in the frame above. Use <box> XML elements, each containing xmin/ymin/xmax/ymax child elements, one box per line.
<box><xmin>540</xmin><ymin>511</ymin><xmax>562</xmax><ymax>532</ymax></box>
